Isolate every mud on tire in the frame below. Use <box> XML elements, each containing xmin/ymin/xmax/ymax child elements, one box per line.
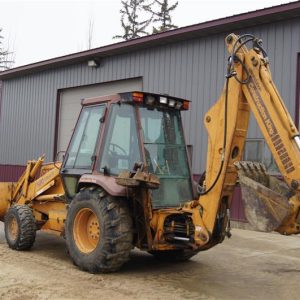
<box><xmin>4</xmin><ymin>205</ymin><xmax>37</xmax><ymax>250</ymax></box>
<box><xmin>65</xmin><ymin>187</ymin><xmax>133</xmax><ymax>273</ymax></box>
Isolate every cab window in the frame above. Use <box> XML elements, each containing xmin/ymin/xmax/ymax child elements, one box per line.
<box><xmin>64</xmin><ymin>105</ymin><xmax>105</xmax><ymax>169</ymax></box>
<box><xmin>139</xmin><ymin>106</ymin><xmax>193</xmax><ymax>207</ymax></box>
<box><xmin>100</xmin><ymin>104</ymin><xmax>141</xmax><ymax>175</ymax></box>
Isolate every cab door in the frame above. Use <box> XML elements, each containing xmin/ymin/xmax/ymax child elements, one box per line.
<box><xmin>60</xmin><ymin>104</ymin><xmax>105</xmax><ymax>199</ymax></box>
<box><xmin>98</xmin><ymin>103</ymin><xmax>142</xmax><ymax>176</ymax></box>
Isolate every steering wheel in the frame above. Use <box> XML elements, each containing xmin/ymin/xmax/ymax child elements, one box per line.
<box><xmin>108</xmin><ymin>143</ymin><xmax>127</xmax><ymax>155</ymax></box>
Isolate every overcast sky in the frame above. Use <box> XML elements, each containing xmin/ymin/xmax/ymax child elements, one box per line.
<box><xmin>0</xmin><ymin>0</ymin><xmax>295</xmax><ymax>67</ymax></box>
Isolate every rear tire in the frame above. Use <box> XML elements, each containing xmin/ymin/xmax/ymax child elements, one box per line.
<box><xmin>65</xmin><ymin>187</ymin><xmax>133</xmax><ymax>273</ymax></box>
<box><xmin>150</xmin><ymin>249</ymin><xmax>197</xmax><ymax>262</ymax></box>
<box><xmin>4</xmin><ymin>205</ymin><xmax>36</xmax><ymax>250</ymax></box>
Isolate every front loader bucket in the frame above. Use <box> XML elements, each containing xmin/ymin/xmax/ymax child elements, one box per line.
<box><xmin>0</xmin><ymin>182</ymin><xmax>14</xmax><ymax>220</ymax></box>
<box><xmin>234</xmin><ymin>161</ymin><xmax>291</xmax><ymax>232</ymax></box>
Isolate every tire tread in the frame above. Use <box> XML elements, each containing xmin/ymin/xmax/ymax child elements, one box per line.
<box><xmin>66</xmin><ymin>187</ymin><xmax>133</xmax><ymax>273</ymax></box>
<box><xmin>5</xmin><ymin>205</ymin><xmax>36</xmax><ymax>250</ymax></box>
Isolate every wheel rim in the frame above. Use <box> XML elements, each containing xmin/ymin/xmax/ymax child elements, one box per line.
<box><xmin>73</xmin><ymin>208</ymin><xmax>100</xmax><ymax>254</ymax></box>
<box><xmin>7</xmin><ymin>215</ymin><xmax>19</xmax><ymax>241</ymax></box>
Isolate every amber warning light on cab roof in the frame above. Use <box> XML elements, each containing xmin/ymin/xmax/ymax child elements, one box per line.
<box><xmin>130</xmin><ymin>92</ymin><xmax>190</xmax><ymax>110</ymax></box>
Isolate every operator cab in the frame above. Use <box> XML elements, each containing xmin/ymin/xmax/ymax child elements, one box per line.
<box><xmin>60</xmin><ymin>91</ymin><xmax>193</xmax><ymax>208</ymax></box>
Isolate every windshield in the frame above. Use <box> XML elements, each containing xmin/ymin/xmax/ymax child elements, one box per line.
<box><xmin>139</xmin><ymin>106</ymin><xmax>193</xmax><ymax>207</ymax></box>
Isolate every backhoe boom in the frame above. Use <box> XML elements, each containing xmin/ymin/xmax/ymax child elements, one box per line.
<box><xmin>199</xmin><ymin>34</ymin><xmax>300</xmax><ymax>238</ymax></box>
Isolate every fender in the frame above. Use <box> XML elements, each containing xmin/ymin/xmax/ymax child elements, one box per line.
<box><xmin>78</xmin><ymin>173</ymin><xmax>130</xmax><ymax>197</ymax></box>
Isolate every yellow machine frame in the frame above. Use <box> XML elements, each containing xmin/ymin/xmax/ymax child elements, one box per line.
<box><xmin>0</xmin><ymin>34</ymin><xmax>299</xmax><ymax>259</ymax></box>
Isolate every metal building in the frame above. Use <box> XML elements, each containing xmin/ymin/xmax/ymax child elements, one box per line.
<box><xmin>0</xmin><ymin>2</ymin><xmax>300</xmax><ymax>220</ymax></box>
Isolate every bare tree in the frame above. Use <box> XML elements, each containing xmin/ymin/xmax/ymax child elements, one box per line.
<box><xmin>0</xmin><ymin>28</ymin><xmax>14</xmax><ymax>71</ymax></box>
<box><xmin>87</xmin><ymin>17</ymin><xmax>94</xmax><ymax>50</ymax></box>
<box><xmin>114</xmin><ymin>0</ymin><xmax>152</xmax><ymax>41</ymax></box>
<box><xmin>149</xmin><ymin>0</ymin><xmax>178</xmax><ymax>33</ymax></box>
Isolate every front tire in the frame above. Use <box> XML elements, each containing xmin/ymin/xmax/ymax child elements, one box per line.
<box><xmin>65</xmin><ymin>187</ymin><xmax>133</xmax><ymax>273</ymax></box>
<box><xmin>4</xmin><ymin>205</ymin><xmax>36</xmax><ymax>250</ymax></box>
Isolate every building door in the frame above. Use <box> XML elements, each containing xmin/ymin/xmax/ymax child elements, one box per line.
<box><xmin>56</xmin><ymin>78</ymin><xmax>142</xmax><ymax>156</ymax></box>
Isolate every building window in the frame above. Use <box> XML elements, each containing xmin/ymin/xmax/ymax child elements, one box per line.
<box><xmin>243</xmin><ymin>139</ymin><xmax>279</xmax><ymax>173</ymax></box>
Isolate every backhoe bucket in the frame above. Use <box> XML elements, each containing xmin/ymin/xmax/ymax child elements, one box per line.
<box><xmin>234</xmin><ymin>161</ymin><xmax>291</xmax><ymax>232</ymax></box>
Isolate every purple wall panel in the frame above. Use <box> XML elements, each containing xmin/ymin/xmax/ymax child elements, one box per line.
<box><xmin>230</xmin><ymin>186</ymin><xmax>247</xmax><ymax>222</ymax></box>
<box><xmin>0</xmin><ymin>165</ymin><xmax>26</xmax><ymax>182</ymax></box>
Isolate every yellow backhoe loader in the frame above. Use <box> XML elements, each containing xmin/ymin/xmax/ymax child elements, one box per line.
<box><xmin>0</xmin><ymin>33</ymin><xmax>299</xmax><ymax>273</ymax></box>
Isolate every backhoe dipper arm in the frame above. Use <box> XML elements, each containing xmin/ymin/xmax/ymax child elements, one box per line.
<box><xmin>198</xmin><ymin>34</ymin><xmax>300</xmax><ymax>240</ymax></box>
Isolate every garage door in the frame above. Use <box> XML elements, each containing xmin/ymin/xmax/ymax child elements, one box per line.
<box><xmin>57</xmin><ymin>78</ymin><xmax>143</xmax><ymax>154</ymax></box>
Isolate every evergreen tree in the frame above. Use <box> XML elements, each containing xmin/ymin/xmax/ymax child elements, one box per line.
<box><xmin>114</xmin><ymin>0</ymin><xmax>152</xmax><ymax>40</ymax></box>
<box><xmin>150</xmin><ymin>0</ymin><xmax>178</xmax><ymax>33</ymax></box>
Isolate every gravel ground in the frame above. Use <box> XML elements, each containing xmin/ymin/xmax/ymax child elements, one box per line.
<box><xmin>0</xmin><ymin>223</ymin><xmax>299</xmax><ymax>300</ymax></box>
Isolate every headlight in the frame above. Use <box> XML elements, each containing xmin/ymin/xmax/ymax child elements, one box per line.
<box><xmin>159</xmin><ymin>96</ymin><xmax>168</xmax><ymax>104</ymax></box>
<box><xmin>168</xmin><ymin>99</ymin><xmax>176</xmax><ymax>107</ymax></box>
<box><xmin>145</xmin><ymin>95</ymin><xmax>156</xmax><ymax>105</ymax></box>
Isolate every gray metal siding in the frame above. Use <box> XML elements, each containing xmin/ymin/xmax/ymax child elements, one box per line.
<box><xmin>0</xmin><ymin>18</ymin><xmax>300</xmax><ymax>173</ymax></box>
